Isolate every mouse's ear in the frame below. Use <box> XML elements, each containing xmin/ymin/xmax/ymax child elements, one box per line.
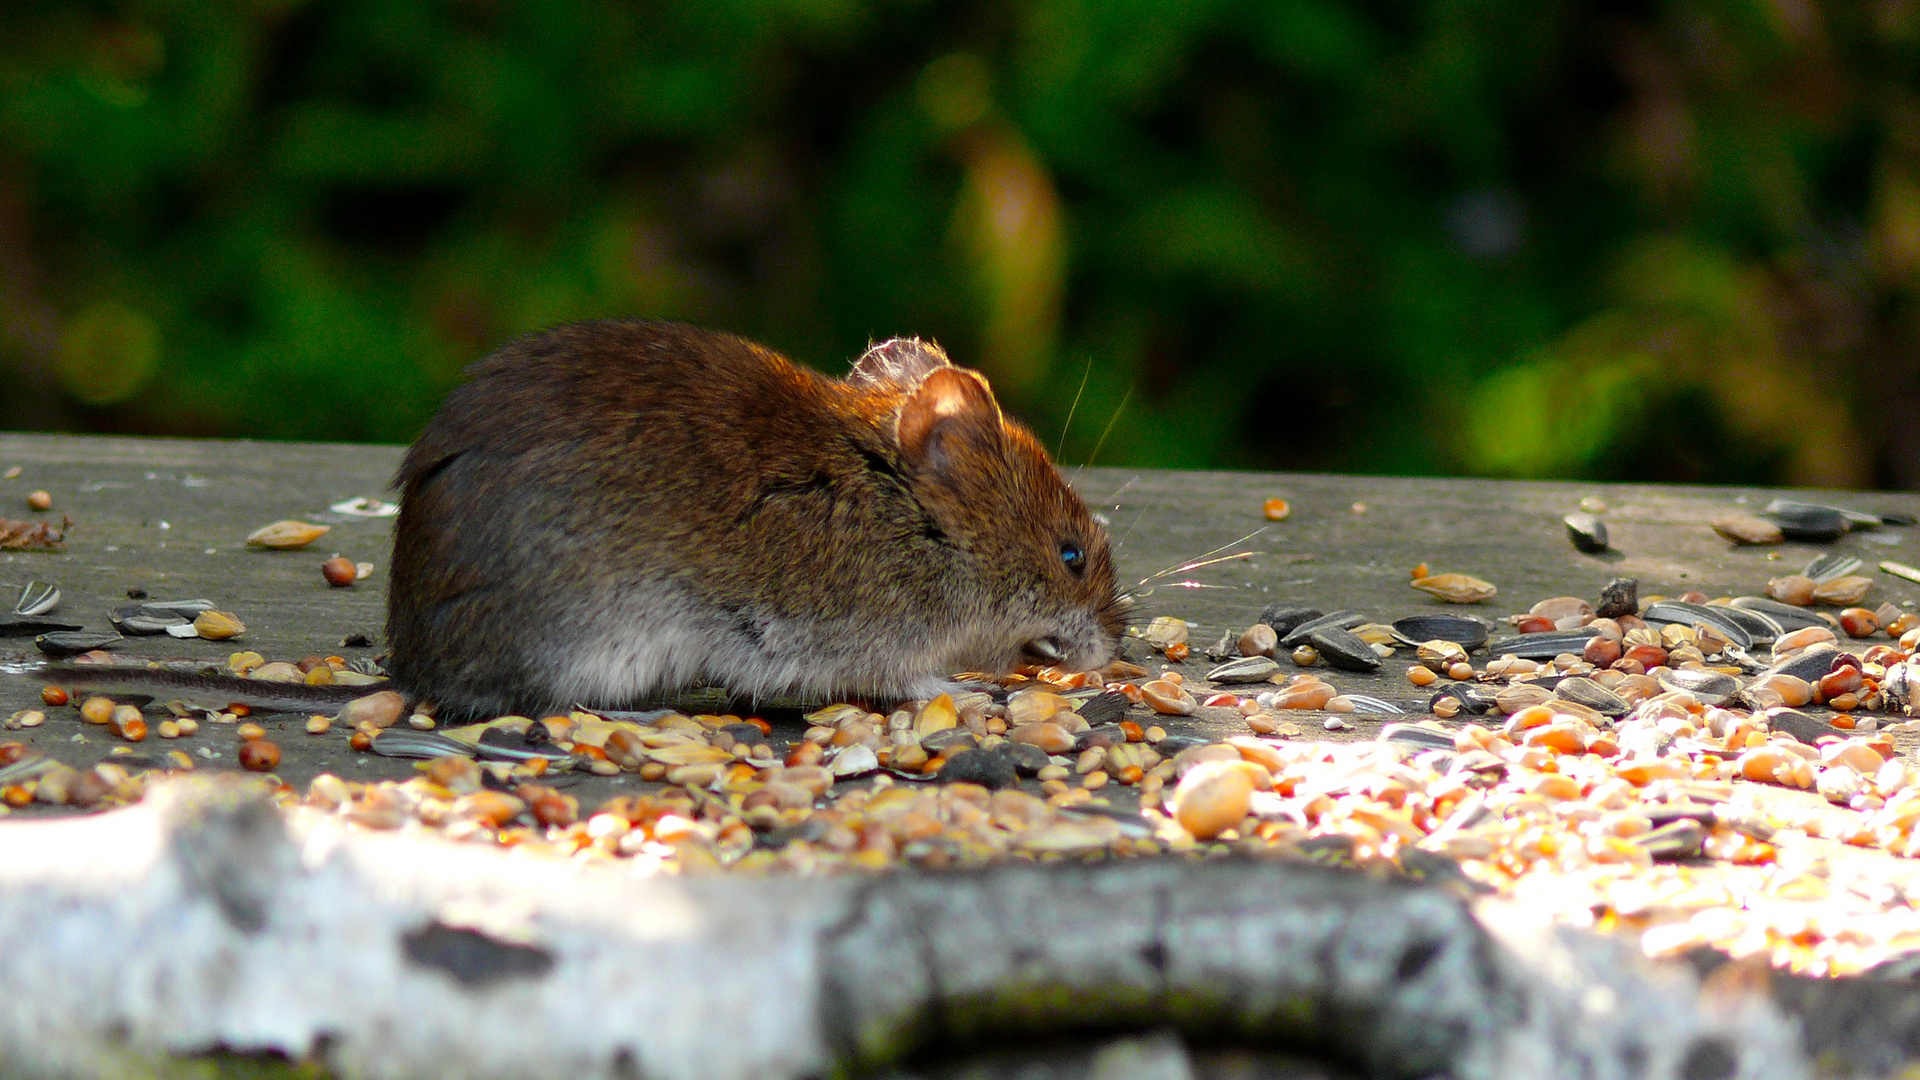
<box><xmin>848</xmin><ymin>337</ymin><xmax>951</xmax><ymax>390</ymax></box>
<box><xmin>896</xmin><ymin>366</ymin><xmax>1002</xmax><ymax>477</ymax></box>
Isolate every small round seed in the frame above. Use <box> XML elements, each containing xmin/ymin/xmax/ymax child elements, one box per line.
<box><xmin>239</xmin><ymin>739</ymin><xmax>281</xmax><ymax>771</ymax></box>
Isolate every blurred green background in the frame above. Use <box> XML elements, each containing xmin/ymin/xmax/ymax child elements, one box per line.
<box><xmin>3</xmin><ymin>0</ymin><xmax>1919</xmax><ymax>488</ymax></box>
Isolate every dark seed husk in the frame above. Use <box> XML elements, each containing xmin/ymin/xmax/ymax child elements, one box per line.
<box><xmin>1154</xmin><ymin>734</ymin><xmax>1210</xmax><ymax>755</ymax></box>
<box><xmin>1656</xmin><ymin>667</ymin><xmax>1740</xmax><ymax>705</ymax></box>
<box><xmin>35</xmin><ymin>631</ymin><xmax>123</xmax><ymax>657</ymax></box>
<box><xmin>923</xmin><ymin>727</ymin><xmax>979</xmax><ymax>753</ymax></box>
<box><xmin>1307</xmin><ymin>627</ymin><xmax>1382</xmax><ymax>672</ymax></box>
<box><xmin>1767</xmin><ymin>499</ymin><xmax>1885</xmax><ymax>531</ymax></box>
<box><xmin>1801</xmin><ymin>553</ymin><xmax>1862</xmax><ymax>583</ymax></box>
<box><xmin>1553</xmin><ymin>677</ymin><xmax>1629</xmax><ymax>717</ymax></box>
<box><xmin>1430</xmin><ymin>685</ymin><xmax>1496</xmax><ymax>715</ymax></box>
<box><xmin>476</xmin><ymin>725</ymin><xmax>575</xmax><ymax>762</ymax></box>
<box><xmin>1706</xmin><ymin>605</ymin><xmax>1783</xmax><ymax>647</ymax></box>
<box><xmin>936</xmin><ymin>747</ymin><xmax>1018</xmax><ymax>789</ymax></box>
<box><xmin>1448</xmin><ymin>751</ymin><xmax>1505</xmax><ymax>779</ymax></box>
<box><xmin>1762</xmin><ymin>708</ymin><xmax>1836</xmax><ymax>746</ymax></box>
<box><xmin>1072</xmin><ymin>723</ymin><xmax>1127</xmax><ymax>752</ymax></box>
<box><xmin>1003</xmin><ymin>741</ymin><xmax>1049</xmax><ymax>776</ymax></box>
<box><xmin>1390</xmin><ymin>614</ymin><xmax>1491</xmax><ymax>652</ymax></box>
<box><xmin>110</xmin><ymin>605</ymin><xmax>193</xmax><ymax>635</ymax></box>
<box><xmin>715</xmin><ymin>722</ymin><xmax>762</xmax><ymax>747</ymax></box>
<box><xmin>1203</xmin><ymin>629</ymin><xmax>1237</xmax><ymax>662</ymax></box>
<box><xmin>1055</xmin><ymin>802</ymin><xmax>1155</xmax><ymax>837</ymax></box>
<box><xmin>1281</xmin><ymin>610</ymin><xmax>1368</xmax><ymax>648</ymax></box>
<box><xmin>1710</xmin><ymin>807</ymin><xmax>1774</xmax><ymax>842</ymax></box>
<box><xmin>1485</xmin><ymin>628</ymin><xmax>1601</xmax><ymax>659</ymax></box>
<box><xmin>1378</xmin><ymin>722</ymin><xmax>1456</xmax><ymax>752</ymax></box>
<box><xmin>1596</xmin><ymin>577</ymin><xmax>1638</xmax><ymax>619</ymax></box>
<box><xmin>0</xmin><ymin>614</ymin><xmax>82</xmax><ymax>637</ymax></box>
<box><xmin>13</xmin><ymin>582</ymin><xmax>58</xmax><ymax>617</ymax></box>
<box><xmin>1762</xmin><ymin>500</ymin><xmax>1848</xmax><ymax>542</ymax></box>
<box><xmin>1643</xmin><ymin>804</ymin><xmax>1714</xmax><ymax>827</ymax></box>
<box><xmin>1634</xmin><ymin>820</ymin><xmax>1707</xmax><ymax>861</ymax></box>
<box><xmin>1255</xmin><ymin>605</ymin><xmax>1325</xmax><ymax>639</ymax></box>
<box><xmin>1729</xmin><ymin>596</ymin><xmax>1830</xmax><ymax>633</ymax></box>
<box><xmin>1639</xmin><ymin>601</ymin><xmax>1753</xmax><ymax>651</ymax></box>
<box><xmin>370</xmin><ymin>729</ymin><xmax>474</xmax><ymax>760</ymax></box>
<box><xmin>1758</xmin><ymin>647</ymin><xmax>1846</xmax><ymax>685</ymax></box>
<box><xmin>1072</xmin><ymin>689</ymin><xmax>1130</xmax><ymax>725</ymax></box>
<box><xmin>1563</xmin><ymin>512</ymin><xmax>1609</xmax><ymax>553</ymax></box>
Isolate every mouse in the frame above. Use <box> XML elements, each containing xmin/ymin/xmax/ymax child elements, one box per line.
<box><xmin>36</xmin><ymin>320</ymin><xmax>1127</xmax><ymax>720</ymax></box>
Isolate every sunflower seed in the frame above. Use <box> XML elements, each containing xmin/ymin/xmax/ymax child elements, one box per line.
<box><xmin>1390</xmin><ymin>613</ymin><xmax>1491</xmax><ymax>651</ymax></box>
<box><xmin>1072</xmin><ymin>690</ymin><xmax>1130</xmax><ymax>725</ymax></box>
<box><xmin>0</xmin><ymin>615</ymin><xmax>81</xmax><ymax>637</ymax></box>
<box><xmin>1341</xmin><ymin>693</ymin><xmax>1405</xmax><ymax>715</ymax></box>
<box><xmin>1378</xmin><ymin>722</ymin><xmax>1455</xmax><ymax>752</ymax></box>
<box><xmin>1883</xmin><ymin>560</ymin><xmax>1920</xmax><ymax>585</ymax></box>
<box><xmin>1206</xmin><ymin>656</ymin><xmax>1282</xmax><ymax>684</ymax></box>
<box><xmin>1639</xmin><ymin>601</ymin><xmax>1753</xmax><ymax>651</ymax></box>
<box><xmin>1307</xmin><ymin>627</ymin><xmax>1383</xmax><ymax>672</ymax></box>
<box><xmin>1656</xmin><ymin>667</ymin><xmax>1740</xmax><ymax>705</ymax></box>
<box><xmin>1554</xmin><ymin>677</ymin><xmax>1629</xmax><ymax>717</ymax></box>
<box><xmin>1633</xmin><ymin>819</ymin><xmax>1707</xmax><ymax>860</ymax></box>
<box><xmin>1729</xmin><ymin>596</ymin><xmax>1830</xmax><ymax>632</ymax></box>
<box><xmin>1254</xmin><ymin>605</ymin><xmax>1324</xmax><ymax>639</ymax></box>
<box><xmin>1279</xmin><ymin>610</ymin><xmax>1367</xmax><ymax>648</ymax></box>
<box><xmin>1484</xmin><ymin>627</ymin><xmax>1601</xmax><ymax>659</ymax></box>
<box><xmin>1802</xmin><ymin>553</ymin><xmax>1862</xmax><ymax>583</ymax></box>
<box><xmin>13</xmin><ymin>582</ymin><xmax>58</xmax><ymax>616</ymax></box>
<box><xmin>35</xmin><ymin>631</ymin><xmax>123</xmax><ymax>657</ymax></box>
<box><xmin>476</xmin><ymin>725</ymin><xmax>576</xmax><ymax>763</ymax></box>
<box><xmin>1430</xmin><ymin>685</ymin><xmax>1496</xmax><ymax>715</ymax></box>
<box><xmin>1563</xmin><ymin>512</ymin><xmax>1609</xmax><ymax>553</ymax></box>
<box><xmin>370</xmin><ymin>729</ymin><xmax>474</xmax><ymax>760</ymax></box>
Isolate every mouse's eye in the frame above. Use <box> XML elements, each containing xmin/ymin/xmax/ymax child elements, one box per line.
<box><xmin>1059</xmin><ymin>541</ymin><xmax>1086</xmax><ymax>576</ymax></box>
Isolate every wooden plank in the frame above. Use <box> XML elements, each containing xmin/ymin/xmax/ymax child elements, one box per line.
<box><xmin>4</xmin><ymin>431</ymin><xmax>1919</xmax><ymax>801</ymax></box>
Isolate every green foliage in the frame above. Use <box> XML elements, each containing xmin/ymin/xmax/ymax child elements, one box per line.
<box><xmin>1</xmin><ymin>0</ymin><xmax>1917</xmax><ymax>486</ymax></box>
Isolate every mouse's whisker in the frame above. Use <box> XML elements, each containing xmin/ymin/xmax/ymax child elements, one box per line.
<box><xmin>1082</xmin><ymin>385</ymin><xmax>1132</xmax><ymax>469</ymax></box>
<box><xmin>1133</xmin><ymin>545</ymin><xmax>1264</xmax><ymax>590</ymax></box>
<box><xmin>1058</xmin><ymin>356</ymin><xmax>1094</xmax><ymax>462</ymax></box>
<box><xmin>1111</xmin><ymin>500</ymin><xmax>1151</xmax><ymax>553</ymax></box>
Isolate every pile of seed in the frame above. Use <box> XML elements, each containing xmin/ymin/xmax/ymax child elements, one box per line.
<box><xmin>8</xmin><ymin>567</ymin><xmax>1920</xmax><ymax>976</ymax></box>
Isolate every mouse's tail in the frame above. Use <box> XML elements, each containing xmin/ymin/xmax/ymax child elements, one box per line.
<box><xmin>20</xmin><ymin>664</ymin><xmax>394</xmax><ymax>714</ymax></box>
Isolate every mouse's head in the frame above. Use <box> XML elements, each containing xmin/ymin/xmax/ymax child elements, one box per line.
<box><xmin>855</xmin><ymin>339</ymin><xmax>1127</xmax><ymax>675</ymax></box>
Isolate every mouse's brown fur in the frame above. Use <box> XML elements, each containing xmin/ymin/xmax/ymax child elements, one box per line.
<box><xmin>385</xmin><ymin>319</ymin><xmax>1125</xmax><ymax>719</ymax></box>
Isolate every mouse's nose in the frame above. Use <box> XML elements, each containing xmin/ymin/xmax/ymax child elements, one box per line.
<box><xmin>1020</xmin><ymin>636</ymin><xmax>1066</xmax><ymax>666</ymax></box>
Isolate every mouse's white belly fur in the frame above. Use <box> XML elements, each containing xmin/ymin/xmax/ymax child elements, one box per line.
<box><xmin>544</xmin><ymin>581</ymin><xmax>953</xmax><ymax>705</ymax></box>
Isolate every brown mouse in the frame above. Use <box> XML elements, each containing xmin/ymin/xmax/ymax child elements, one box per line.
<box><xmin>40</xmin><ymin>320</ymin><xmax>1126</xmax><ymax>719</ymax></box>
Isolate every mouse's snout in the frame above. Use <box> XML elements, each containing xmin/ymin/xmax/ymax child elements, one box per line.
<box><xmin>1017</xmin><ymin>603</ymin><xmax>1119</xmax><ymax>673</ymax></box>
<box><xmin>1021</xmin><ymin>635</ymin><xmax>1067</xmax><ymax>666</ymax></box>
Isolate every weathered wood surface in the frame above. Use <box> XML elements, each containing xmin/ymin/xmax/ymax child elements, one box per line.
<box><xmin>5</xmin><ymin>433</ymin><xmax>1920</xmax><ymax>1077</ymax></box>
<box><xmin>4</xmin><ymin>431</ymin><xmax>1920</xmax><ymax>795</ymax></box>
<box><xmin>0</xmin><ymin>776</ymin><xmax>1802</xmax><ymax>1080</ymax></box>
